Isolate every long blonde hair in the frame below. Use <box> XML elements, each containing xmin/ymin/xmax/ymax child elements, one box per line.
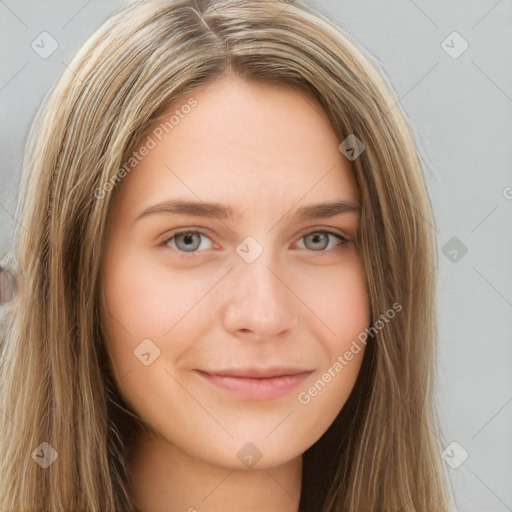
<box><xmin>0</xmin><ymin>0</ymin><xmax>452</xmax><ymax>510</ymax></box>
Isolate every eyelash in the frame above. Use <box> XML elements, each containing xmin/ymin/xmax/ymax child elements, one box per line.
<box><xmin>161</xmin><ymin>228</ymin><xmax>349</xmax><ymax>257</ymax></box>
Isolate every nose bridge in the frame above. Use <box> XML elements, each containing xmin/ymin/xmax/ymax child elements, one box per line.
<box><xmin>221</xmin><ymin>242</ymin><xmax>298</xmax><ymax>337</ymax></box>
<box><xmin>241</xmin><ymin>251</ymin><xmax>281</xmax><ymax>301</ymax></box>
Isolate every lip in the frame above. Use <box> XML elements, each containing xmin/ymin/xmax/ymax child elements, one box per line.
<box><xmin>195</xmin><ymin>367</ymin><xmax>314</xmax><ymax>401</ymax></box>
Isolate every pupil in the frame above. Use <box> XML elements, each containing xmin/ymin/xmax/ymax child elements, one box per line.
<box><xmin>178</xmin><ymin>233</ymin><xmax>199</xmax><ymax>251</ymax></box>
<box><xmin>308</xmin><ymin>233</ymin><xmax>327</xmax><ymax>250</ymax></box>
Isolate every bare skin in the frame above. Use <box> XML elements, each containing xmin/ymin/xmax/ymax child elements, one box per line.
<box><xmin>100</xmin><ymin>71</ymin><xmax>369</xmax><ymax>512</ymax></box>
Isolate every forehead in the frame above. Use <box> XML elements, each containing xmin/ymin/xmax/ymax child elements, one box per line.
<box><xmin>113</xmin><ymin>74</ymin><xmax>359</xmax><ymax>218</ymax></box>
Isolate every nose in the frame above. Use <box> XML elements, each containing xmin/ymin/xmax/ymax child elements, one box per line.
<box><xmin>221</xmin><ymin>250</ymin><xmax>299</xmax><ymax>340</ymax></box>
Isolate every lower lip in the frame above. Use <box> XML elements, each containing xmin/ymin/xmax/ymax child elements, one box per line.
<box><xmin>196</xmin><ymin>371</ymin><xmax>314</xmax><ymax>401</ymax></box>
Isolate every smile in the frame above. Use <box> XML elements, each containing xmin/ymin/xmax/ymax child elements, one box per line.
<box><xmin>195</xmin><ymin>368</ymin><xmax>314</xmax><ymax>401</ymax></box>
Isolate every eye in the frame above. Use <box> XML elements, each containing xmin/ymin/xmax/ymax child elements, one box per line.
<box><xmin>296</xmin><ymin>230</ymin><xmax>348</xmax><ymax>251</ymax></box>
<box><xmin>161</xmin><ymin>228</ymin><xmax>349</xmax><ymax>255</ymax></box>
<box><xmin>162</xmin><ymin>230</ymin><xmax>215</xmax><ymax>253</ymax></box>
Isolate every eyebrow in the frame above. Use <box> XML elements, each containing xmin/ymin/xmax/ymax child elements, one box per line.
<box><xmin>134</xmin><ymin>198</ymin><xmax>360</xmax><ymax>223</ymax></box>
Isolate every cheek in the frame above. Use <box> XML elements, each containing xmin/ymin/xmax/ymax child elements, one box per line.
<box><xmin>103</xmin><ymin>255</ymin><xmax>189</xmax><ymax>332</ymax></box>
<box><xmin>323</xmin><ymin>271</ymin><xmax>369</xmax><ymax>335</ymax></box>
<box><xmin>293</xmin><ymin>254</ymin><xmax>369</xmax><ymax>420</ymax></box>
<box><xmin>100</xmin><ymin>249</ymin><xmax>218</xmax><ymax>376</ymax></box>
<box><xmin>298</xmin><ymin>251</ymin><xmax>370</xmax><ymax>353</ymax></box>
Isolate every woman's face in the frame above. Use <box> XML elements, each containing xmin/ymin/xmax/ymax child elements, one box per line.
<box><xmin>100</xmin><ymin>73</ymin><xmax>370</xmax><ymax>470</ymax></box>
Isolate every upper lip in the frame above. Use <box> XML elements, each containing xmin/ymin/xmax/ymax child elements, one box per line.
<box><xmin>197</xmin><ymin>367</ymin><xmax>313</xmax><ymax>379</ymax></box>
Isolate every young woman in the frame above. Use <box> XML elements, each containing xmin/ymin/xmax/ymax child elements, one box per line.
<box><xmin>0</xmin><ymin>0</ymin><xmax>453</xmax><ymax>510</ymax></box>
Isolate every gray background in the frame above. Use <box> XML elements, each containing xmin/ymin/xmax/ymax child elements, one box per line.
<box><xmin>1</xmin><ymin>1</ymin><xmax>511</xmax><ymax>510</ymax></box>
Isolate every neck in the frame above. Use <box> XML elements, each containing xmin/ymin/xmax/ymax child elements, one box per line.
<box><xmin>127</xmin><ymin>431</ymin><xmax>302</xmax><ymax>512</ymax></box>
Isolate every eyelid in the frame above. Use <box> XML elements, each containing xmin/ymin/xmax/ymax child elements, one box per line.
<box><xmin>161</xmin><ymin>227</ymin><xmax>217</xmax><ymax>251</ymax></box>
<box><xmin>292</xmin><ymin>227</ymin><xmax>349</xmax><ymax>251</ymax></box>
<box><xmin>299</xmin><ymin>226</ymin><xmax>350</xmax><ymax>242</ymax></box>
<box><xmin>161</xmin><ymin>226</ymin><xmax>351</xmax><ymax>254</ymax></box>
